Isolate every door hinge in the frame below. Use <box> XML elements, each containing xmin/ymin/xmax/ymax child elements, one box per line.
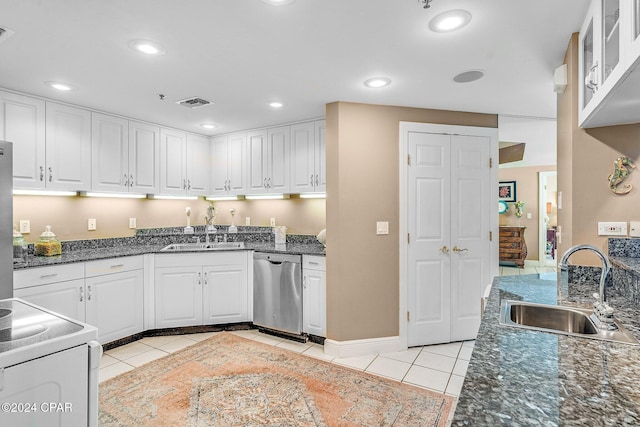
<box><xmin>407</xmin><ymin>233</ymin><xmax>410</xmax><ymax>244</ymax></box>
<box><xmin>407</xmin><ymin>311</ymin><xmax>410</xmax><ymax>322</ymax></box>
<box><xmin>489</xmin><ymin>157</ymin><xmax>493</xmax><ymax>168</ymax></box>
<box><xmin>489</xmin><ymin>231</ymin><xmax>493</xmax><ymax>241</ymax></box>
<box><xmin>407</xmin><ymin>154</ymin><xmax>411</xmax><ymax>166</ymax></box>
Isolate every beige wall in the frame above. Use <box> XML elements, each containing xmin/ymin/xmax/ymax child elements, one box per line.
<box><xmin>499</xmin><ymin>165</ymin><xmax>556</xmax><ymax>261</ymax></box>
<box><xmin>558</xmin><ymin>34</ymin><xmax>640</xmax><ymax>265</ymax></box>
<box><xmin>325</xmin><ymin>101</ymin><xmax>497</xmax><ymax>342</ymax></box>
<box><xmin>13</xmin><ymin>196</ymin><xmax>325</xmax><ymax>242</ymax></box>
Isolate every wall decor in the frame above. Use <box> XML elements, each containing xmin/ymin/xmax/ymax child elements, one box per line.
<box><xmin>498</xmin><ymin>181</ymin><xmax>517</xmax><ymax>202</ymax></box>
<box><xmin>608</xmin><ymin>156</ymin><xmax>636</xmax><ymax>195</ymax></box>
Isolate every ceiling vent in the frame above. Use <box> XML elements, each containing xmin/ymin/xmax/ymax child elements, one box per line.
<box><xmin>0</xmin><ymin>26</ymin><xmax>16</xmax><ymax>45</ymax></box>
<box><xmin>175</xmin><ymin>97</ymin><xmax>213</xmax><ymax>109</ymax></box>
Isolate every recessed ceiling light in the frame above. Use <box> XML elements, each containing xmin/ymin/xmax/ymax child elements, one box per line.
<box><xmin>364</xmin><ymin>77</ymin><xmax>392</xmax><ymax>88</ymax></box>
<box><xmin>453</xmin><ymin>70</ymin><xmax>485</xmax><ymax>83</ymax></box>
<box><xmin>268</xmin><ymin>101</ymin><xmax>284</xmax><ymax>108</ymax></box>
<box><xmin>429</xmin><ymin>10</ymin><xmax>472</xmax><ymax>33</ymax></box>
<box><xmin>128</xmin><ymin>39</ymin><xmax>166</xmax><ymax>56</ymax></box>
<box><xmin>261</xmin><ymin>0</ymin><xmax>296</xmax><ymax>5</ymax></box>
<box><xmin>45</xmin><ymin>81</ymin><xmax>73</xmax><ymax>91</ymax></box>
<box><xmin>200</xmin><ymin>123</ymin><xmax>216</xmax><ymax>129</ymax></box>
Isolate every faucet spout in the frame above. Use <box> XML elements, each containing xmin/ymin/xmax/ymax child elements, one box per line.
<box><xmin>559</xmin><ymin>244</ymin><xmax>614</xmax><ymax>330</ymax></box>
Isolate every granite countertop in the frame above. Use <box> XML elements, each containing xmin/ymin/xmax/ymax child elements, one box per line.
<box><xmin>452</xmin><ymin>273</ymin><xmax>640</xmax><ymax>426</ymax></box>
<box><xmin>14</xmin><ymin>241</ymin><xmax>325</xmax><ymax>270</ymax></box>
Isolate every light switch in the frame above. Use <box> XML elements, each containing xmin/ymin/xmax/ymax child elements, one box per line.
<box><xmin>129</xmin><ymin>218</ymin><xmax>137</xmax><ymax>229</ymax></box>
<box><xmin>19</xmin><ymin>219</ymin><xmax>30</xmax><ymax>234</ymax></box>
<box><xmin>376</xmin><ymin>221</ymin><xmax>389</xmax><ymax>235</ymax></box>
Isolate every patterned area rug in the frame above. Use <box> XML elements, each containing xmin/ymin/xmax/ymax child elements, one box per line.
<box><xmin>99</xmin><ymin>332</ymin><xmax>455</xmax><ymax>426</ymax></box>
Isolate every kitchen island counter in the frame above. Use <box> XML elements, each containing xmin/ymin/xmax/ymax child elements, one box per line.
<box><xmin>452</xmin><ymin>273</ymin><xmax>640</xmax><ymax>426</ymax></box>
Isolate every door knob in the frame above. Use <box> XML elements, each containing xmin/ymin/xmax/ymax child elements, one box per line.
<box><xmin>453</xmin><ymin>246</ymin><xmax>469</xmax><ymax>253</ymax></box>
<box><xmin>440</xmin><ymin>246</ymin><xmax>449</xmax><ymax>254</ymax></box>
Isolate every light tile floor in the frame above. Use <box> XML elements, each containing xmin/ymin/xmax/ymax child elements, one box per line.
<box><xmin>100</xmin><ymin>329</ymin><xmax>475</xmax><ymax>397</ymax></box>
<box><xmin>100</xmin><ymin>265</ymin><xmax>559</xmax><ymax>398</ymax></box>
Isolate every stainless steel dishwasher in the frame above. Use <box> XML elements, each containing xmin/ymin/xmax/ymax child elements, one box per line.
<box><xmin>253</xmin><ymin>252</ymin><xmax>302</xmax><ymax>335</ymax></box>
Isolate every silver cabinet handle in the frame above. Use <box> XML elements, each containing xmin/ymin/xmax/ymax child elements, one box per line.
<box><xmin>315</xmin><ymin>174</ymin><xmax>319</xmax><ymax>186</ymax></box>
<box><xmin>585</xmin><ymin>62</ymin><xmax>599</xmax><ymax>93</ymax></box>
<box><xmin>197</xmin><ymin>272</ymin><xmax>202</xmax><ymax>285</ymax></box>
<box><xmin>110</xmin><ymin>264</ymin><xmax>124</xmax><ymax>269</ymax></box>
<box><xmin>183</xmin><ymin>178</ymin><xmax>187</xmax><ymax>190</ymax></box>
<box><xmin>310</xmin><ymin>174</ymin><xmax>314</xmax><ymax>186</ymax></box>
<box><xmin>203</xmin><ymin>272</ymin><xmax>208</xmax><ymax>285</ymax></box>
<box><xmin>264</xmin><ymin>177</ymin><xmax>267</xmax><ymax>188</ymax></box>
<box><xmin>87</xmin><ymin>285</ymin><xmax>92</xmax><ymax>301</ymax></box>
<box><xmin>48</xmin><ymin>167</ymin><xmax>53</xmax><ymax>182</ymax></box>
<box><xmin>79</xmin><ymin>287</ymin><xmax>84</xmax><ymax>302</ymax></box>
<box><xmin>187</xmin><ymin>179</ymin><xmax>191</xmax><ymax>190</ymax></box>
<box><xmin>303</xmin><ymin>276</ymin><xmax>307</xmax><ymax>289</ymax></box>
<box><xmin>40</xmin><ymin>166</ymin><xmax>44</xmax><ymax>181</ymax></box>
<box><xmin>123</xmin><ymin>174</ymin><xmax>129</xmax><ymax>186</ymax></box>
<box><xmin>129</xmin><ymin>174</ymin><xmax>134</xmax><ymax>187</ymax></box>
<box><xmin>268</xmin><ymin>177</ymin><xmax>271</xmax><ymax>188</ymax></box>
<box><xmin>40</xmin><ymin>273</ymin><xmax>58</xmax><ymax>279</ymax></box>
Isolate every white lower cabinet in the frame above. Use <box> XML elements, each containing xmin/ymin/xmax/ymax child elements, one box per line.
<box><xmin>14</xmin><ymin>256</ymin><xmax>144</xmax><ymax>345</ymax></box>
<box><xmin>302</xmin><ymin>255</ymin><xmax>326</xmax><ymax>337</ymax></box>
<box><xmin>155</xmin><ymin>252</ymin><xmax>250</xmax><ymax>329</ymax></box>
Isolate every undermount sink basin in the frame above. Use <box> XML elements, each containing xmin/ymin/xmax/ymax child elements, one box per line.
<box><xmin>160</xmin><ymin>241</ymin><xmax>245</xmax><ymax>252</ymax></box>
<box><xmin>499</xmin><ymin>300</ymin><xmax>639</xmax><ymax>345</ymax></box>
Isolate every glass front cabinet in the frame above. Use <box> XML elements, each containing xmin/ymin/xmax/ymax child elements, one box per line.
<box><xmin>579</xmin><ymin>0</ymin><xmax>640</xmax><ymax>128</ymax></box>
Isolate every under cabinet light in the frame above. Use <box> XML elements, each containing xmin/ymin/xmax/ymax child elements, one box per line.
<box><xmin>244</xmin><ymin>194</ymin><xmax>289</xmax><ymax>200</ymax></box>
<box><xmin>13</xmin><ymin>189</ymin><xmax>77</xmax><ymax>197</ymax></box>
<box><xmin>299</xmin><ymin>193</ymin><xmax>326</xmax><ymax>199</ymax></box>
<box><xmin>148</xmin><ymin>194</ymin><xmax>200</xmax><ymax>200</ymax></box>
<box><xmin>80</xmin><ymin>192</ymin><xmax>146</xmax><ymax>199</ymax></box>
<box><xmin>205</xmin><ymin>195</ymin><xmax>241</xmax><ymax>201</ymax></box>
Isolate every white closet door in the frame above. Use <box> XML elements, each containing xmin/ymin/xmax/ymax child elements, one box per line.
<box><xmin>407</xmin><ymin>132</ymin><xmax>451</xmax><ymax>346</ymax></box>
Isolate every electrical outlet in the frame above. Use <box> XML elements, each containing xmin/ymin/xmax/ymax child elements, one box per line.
<box><xmin>597</xmin><ymin>221</ymin><xmax>627</xmax><ymax>236</ymax></box>
<box><xmin>88</xmin><ymin>218</ymin><xmax>97</xmax><ymax>231</ymax></box>
<box><xmin>245</xmin><ymin>217</ymin><xmax>251</xmax><ymax>226</ymax></box>
<box><xmin>19</xmin><ymin>219</ymin><xmax>30</xmax><ymax>234</ymax></box>
<box><xmin>129</xmin><ymin>218</ymin><xmax>137</xmax><ymax>229</ymax></box>
<box><xmin>270</xmin><ymin>218</ymin><xmax>276</xmax><ymax>227</ymax></box>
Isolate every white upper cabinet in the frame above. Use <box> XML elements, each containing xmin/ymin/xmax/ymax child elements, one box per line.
<box><xmin>290</xmin><ymin>120</ymin><xmax>325</xmax><ymax>194</ymax></box>
<box><xmin>186</xmin><ymin>133</ymin><xmax>210</xmax><ymax>196</ymax></box>
<box><xmin>580</xmin><ymin>0</ymin><xmax>640</xmax><ymax>127</ymax></box>
<box><xmin>210</xmin><ymin>132</ymin><xmax>246</xmax><ymax>196</ymax></box>
<box><xmin>91</xmin><ymin>113</ymin><xmax>129</xmax><ymax>192</ymax></box>
<box><xmin>0</xmin><ymin>91</ymin><xmax>45</xmax><ymax>189</ymax></box>
<box><xmin>128</xmin><ymin>121</ymin><xmax>160</xmax><ymax>194</ymax></box>
<box><xmin>247</xmin><ymin>126</ymin><xmax>290</xmax><ymax>194</ymax></box>
<box><xmin>159</xmin><ymin>128</ymin><xmax>209</xmax><ymax>196</ymax></box>
<box><xmin>45</xmin><ymin>102</ymin><xmax>91</xmax><ymax>191</ymax></box>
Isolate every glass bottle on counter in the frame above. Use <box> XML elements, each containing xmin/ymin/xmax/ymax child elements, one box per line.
<box><xmin>34</xmin><ymin>225</ymin><xmax>62</xmax><ymax>256</ymax></box>
<box><xmin>13</xmin><ymin>228</ymin><xmax>28</xmax><ymax>263</ymax></box>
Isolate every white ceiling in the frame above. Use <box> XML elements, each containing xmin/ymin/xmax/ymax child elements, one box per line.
<box><xmin>0</xmin><ymin>0</ymin><xmax>590</xmax><ymax>136</ymax></box>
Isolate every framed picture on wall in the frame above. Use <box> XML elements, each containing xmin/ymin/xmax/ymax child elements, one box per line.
<box><xmin>499</xmin><ymin>181</ymin><xmax>517</xmax><ymax>202</ymax></box>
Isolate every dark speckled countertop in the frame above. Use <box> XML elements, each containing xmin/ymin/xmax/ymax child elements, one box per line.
<box><xmin>452</xmin><ymin>273</ymin><xmax>640</xmax><ymax>426</ymax></box>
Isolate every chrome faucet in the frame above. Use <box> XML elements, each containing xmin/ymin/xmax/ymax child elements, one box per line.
<box><xmin>559</xmin><ymin>244</ymin><xmax>615</xmax><ymax>330</ymax></box>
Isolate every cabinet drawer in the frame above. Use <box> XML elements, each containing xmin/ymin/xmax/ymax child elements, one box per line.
<box><xmin>14</xmin><ymin>263</ymin><xmax>85</xmax><ymax>289</ymax></box>
<box><xmin>303</xmin><ymin>255</ymin><xmax>325</xmax><ymax>270</ymax></box>
<box><xmin>85</xmin><ymin>255</ymin><xmax>144</xmax><ymax>277</ymax></box>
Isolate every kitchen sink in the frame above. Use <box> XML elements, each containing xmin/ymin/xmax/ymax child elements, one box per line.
<box><xmin>160</xmin><ymin>241</ymin><xmax>245</xmax><ymax>252</ymax></box>
<box><xmin>499</xmin><ymin>300</ymin><xmax>639</xmax><ymax>345</ymax></box>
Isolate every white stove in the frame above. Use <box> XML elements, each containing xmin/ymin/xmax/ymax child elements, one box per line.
<box><xmin>0</xmin><ymin>298</ymin><xmax>101</xmax><ymax>427</ymax></box>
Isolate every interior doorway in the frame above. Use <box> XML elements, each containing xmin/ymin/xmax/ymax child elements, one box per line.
<box><xmin>538</xmin><ymin>171</ymin><xmax>558</xmax><ymax>266</ymax></box>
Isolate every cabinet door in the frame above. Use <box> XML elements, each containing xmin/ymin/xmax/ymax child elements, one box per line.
<box><xmin>579</xmin><ymin>1</ymin><xmax>599</xmax><ymax>117</ymax></box>
<box><xmin>202</xmin><ymin>262</ymin><xmax>248</xmax><ymax>324</ymax></box>
<box><xmin>302</xmin><ymin>269</ymin><xmax>326</xmax><ymax>337</ymax></box>
<box><xmin>227</xmin><ymin>132</ymin><xmax>246</xmax><ymax>195</ymax></box>
<box><xmin>247</xmin><ymin>130</ymin><xmax>267</xmax><ymax>193</ymax></box>
<box><xmin>0</xmin><ymin>91</ymin><xmax>46</xmax><ymax>189</ymax></box>
<box><xmin>159</xmin><ymin>128</ymin><xmax>187</xmax><ymax>195</ymax></box>
<box><xmin>315</xmin><ymin>120</ymin><xmax>326</xmax><ymax>192</ymax></box>
<box><xmin>290</xmin><ymin>122</ymin><xmax>315</xmax><ymax>193</ymax></box>
<box><xmin>14</xmin><ymin>279</ymin><xmax>86</xmax><ymax>322</ymax></box>
<box><xmin>129</xmin><ymin>121</ymin><xmax>160</xmax><ymax>194</ymax></box>
<box><xmin>85</xmin><ymin>269</ymin><xmax>143</xmax><ymax>344</ymax></box>
<box><xmin>210</xmin><ymin>135</ymin><xmax>229</xmax><ymax>194</ymax></box>
<box><xmin>267</xmin><ymin>126</ymin><xmax>290</xmax><ymax>192</ymax></box>
<box><xmin>628</xmin><ymin>0</ymin><xmax>640</xmax><ymax>64</ymax></box>
<box><xmin>186</xmin><ymin>133</ymin><xmax>210</xmax><ymax>195</ymax></box>
<box><xmin>45</xmin><ymin>102</ymin><xmax>91</xmax><ymax>191</ymax></box>
<box><xmin>155</xmin><ymin>266</ymin><xmax>202</xmax><ymax>328</ymax></box>
<box><xmin>91</xmin><ymin>113</ymin><xmax>128</xmax><ymax>192</ymax></box>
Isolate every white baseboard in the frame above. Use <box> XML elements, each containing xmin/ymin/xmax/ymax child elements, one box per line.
<box><xmin>323</xmin><ymin>335</ymin><xmax>403</xmax><ymax>358</ymax></box>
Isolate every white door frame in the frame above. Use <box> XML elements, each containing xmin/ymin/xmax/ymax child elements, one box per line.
<box><xmin>399</xmin><ymin>122</ymin><xmax>499</xmax><ymax>349</ymax></box>
<box><xmin>538</xmin><ymin>171</ymin><xmax>557</xmax><ymax>266</ymax></box>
